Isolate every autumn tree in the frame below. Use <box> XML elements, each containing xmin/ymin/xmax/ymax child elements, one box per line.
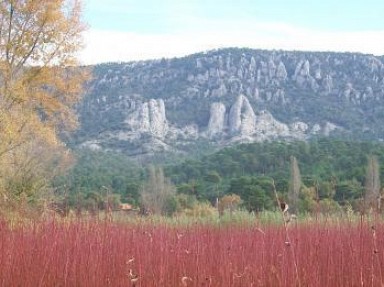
<box><xmin>0</xmin><ymin>0</ymin><xmax>88</xmax><ymax>209</ymax></box>
<box><xmin>218</xmin><ymin>194</ymin><xmax>242</xmax><ymax>216</ymax></box>
<box><xmin>140</xmin><ymin>166</ymin><xmax>176</xmax><ymax>215</ymax></box>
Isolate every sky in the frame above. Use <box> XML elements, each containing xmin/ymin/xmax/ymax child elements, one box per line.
<box><xmin>80</xmin><ymin>0</ymin><xmax>384</xmax><ymax>65</ymax></box>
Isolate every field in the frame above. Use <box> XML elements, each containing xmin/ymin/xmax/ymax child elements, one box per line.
<box><xmin>0</xmin><ymin>214</ymin><xmax>384</xmax><ymax>286</ymax></box>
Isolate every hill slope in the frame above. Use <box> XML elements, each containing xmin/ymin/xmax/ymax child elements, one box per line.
<box><xmin>73</xmin><ymin>48</ymin><xmax>384</xmax><ymax>157</ymax></box>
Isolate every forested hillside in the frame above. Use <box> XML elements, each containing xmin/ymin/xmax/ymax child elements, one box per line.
<box><xmin>56</xmin><ymin>139</ymin><xmax>384</xmax><ymax>213</ymax></box>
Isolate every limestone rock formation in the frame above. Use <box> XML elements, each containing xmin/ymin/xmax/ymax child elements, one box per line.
<box><xmin>322</xmin><ymin>75</ymin><xmax>333</xmax><ymax>93</ymax></box>
<box><xmin>276</xmin><ymin>61</ymin><xmax>288</xmax><ymax>80</ymax></box>
<box><xmin>290</xmin><ymin>122</ymin><xmax>309</xmax><ymax>133</ymax></box>
<box><xmin>311</xmin><ymin>122</ymin><xmax>340</xmax><ymax>136</ymax></box>
<box><xmin>75</xmin><ymin>48</ymin><xmax>384</xmax><ymax>157</ymax></box>
<box><xmin>148</xmin><ymin>99</ymin><xmax>167</xmax><ymax>137</ymax></box>
<box><xmin>254</xmin><ymin>110</ymin><xmax>290</xmax><ymax>138</ymax></box>
<box><xmin>207</xmin><ymin>102</ymin><xmax>226</xmax><ymax>137</ymax></box>
<box><xmin>228</xmin><ymin>95</ymin><xmax>256</xmax><ymax>136</ymax></box>
<box><xmin>342</xmin><ymin>83</ymin><xmax>361</xmax><ymax>104</ymax></box>
<box><xmin>125</xmin><ymin>99</ymin><xmax>168</xmax><ymax>138</ymax></box>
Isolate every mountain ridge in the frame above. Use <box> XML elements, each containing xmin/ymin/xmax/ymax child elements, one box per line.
<box><xmin>73</xmin><ymin>47</ymin><xmax>384</xmax><ymax>157</ymax></box>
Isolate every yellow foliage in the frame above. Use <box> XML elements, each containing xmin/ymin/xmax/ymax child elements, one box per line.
<box><xmin>218</xmin><ymin>194</ymin><xmax>242</xmax><ymax>215</ymax></box>
<box><xmin>0</xmin><ymin>0</ymin><xmax>88</xmax><ymax>209</ymax></box>
<box><xmin>183</xmin><ymin>202</ymin><xmax>217</xmax><ymax>218</ymax></box>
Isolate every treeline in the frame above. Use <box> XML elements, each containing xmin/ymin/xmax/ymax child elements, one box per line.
<box><xmin>165</xmin><ymin>138</ymin><xmax>383</xmax><ymax>212</ymax></box>
<box><xmin>55</xmin><ymin>138</ymin><xmax>384</xmax><ymax>214</ymax></box>
<box><xmin>53</xmin><ymin>151</ymin><xmax>145</xmax><ymax>213</ymax></box>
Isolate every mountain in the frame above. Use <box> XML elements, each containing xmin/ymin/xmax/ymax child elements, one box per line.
<box><xmin>73</xmin><ymin>48</ymin><xmax>384</xmax><ymax>157</ymax></box>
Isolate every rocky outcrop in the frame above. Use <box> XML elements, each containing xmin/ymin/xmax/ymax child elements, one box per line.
<box><xmin>254</xmin><ymin>110</ymin><xmax>290</xmax><ymax>138</ymax></box>
<box><xmin>80</xmin><ymin>92</ymin><xmax>343</xmax><ymax>155</ymax></box>
<box><xmin>290</xmin><ymin>121</ymin><xmax>309</xmax><ymax>133</ymax></box>
<box><xmin>311</xmin><ymin>122</ymin><xmax>341</xmax><ymax>136</ymax></box>
<box><xmin>228</xmin><ymin>95</ymin><xmax>256</xmax><ymax>136</ymax></box>
<box><xmin>76</xmin><ymin>48</ymin><xmax>384</xmax><ymax>157</ymax></box>
<box><xmin>207</xmin><ymin>95</ymin><xmax>296</xmax><ymax>142</ymax></box>
<box><xmin>341</xmin><ymin>83</ymin><xmax>362</xmax><ymax>104</ymax></box>
<box><xmin>276</xmin><ymin>61</ymin><xmax>288</xmax><ymax>80</ymax></box>
<box><xmin>148</xmin><ymin>99</ymin><xmax>167</xmax><ymax>137</ymax></box>
<box><xmin>322</xmin><ymin>75</ymin><xmax>333</xmax><ymax>93</ymax></box>
<box><xmin>293</xmin><ymin>59</ymin><xmax>319</xmax><ymax>90</ymax></box>
<box><xmin>125</xmin><ymin>99</ymin><xmax>168</xmax><ymax>138</ymax></box>
<box><xmin>207</xmin><ymin>102</ymin><xmax>226</xmax><ymax>137</ymax></box>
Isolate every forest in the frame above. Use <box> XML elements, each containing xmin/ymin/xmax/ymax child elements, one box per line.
<box><xmin>53</xmin><ymin>138</ymin><xmax>384</xmax><ymax>215</ymax></box>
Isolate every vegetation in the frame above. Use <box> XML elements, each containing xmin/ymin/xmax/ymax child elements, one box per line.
<box><xmin>364</xmin><ymin>155</ymin><xmax>381</xmax><ymax>211</ymax></box>
<box><xmin>288</xmin><ymin>155</ymin><xmax>301</xmax><ymax>214</ymax></box>
<box><xmin>0</xmin><ymin>0</ymin><xmax>88</xmax><ymax>213</ymax></box>
<box><xmin>164</xmin><ymin>138</ymin><xmax>384</xmax><ymax>213</ymax></box>
<box><xmin>74</xmin><ymin>48</ymin><xmax>384</xmax><ymax>155</ymax></box>
<box><xmin>140</xmin><ymin>166</ymin><xmax>177</xmax><ymax>215</ymax></box>
<box><xmin>50</xmin><ymin>138</ymin><xmax>384</xmax><ymax>216</ymax></box>
<box><xmin>1</xmin><ymin>216</ymin><xmax>384</xmax><ymax>286</ymax></box>
<box><xmin>2</xmin><ymin>2</ymin><xmax>384</xmax><ymax>287</ymax></box>
<box><xmin>53</xmin><ymin>150</ymin><xmax>144</xmax><ymax>211</ymax></box>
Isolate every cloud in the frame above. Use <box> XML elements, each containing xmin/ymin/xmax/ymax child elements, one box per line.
<box><xmin>79</xmin><ymin>22</ymin><xmax>384</xmax><ymax>65</ymax></box>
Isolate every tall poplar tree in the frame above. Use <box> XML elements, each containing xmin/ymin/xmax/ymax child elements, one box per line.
<box><xmin>288</xmin><ymin>155</ymin><xmax>301</xmax><ymax>214</ymax></box>
<box><xmin>140</xmin><ymin>166</ymin><xmax>176</xmax><ymax>215</ymax></box>
<box><xmin>364</xmin><ymin>155</ymin><xmax>381</xmax><ymax>212</ymax></box>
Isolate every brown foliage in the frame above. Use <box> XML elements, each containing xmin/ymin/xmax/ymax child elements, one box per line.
<box><xmin>140</xmin><ymin>166</ymin><xmax>176</xmax><ymax>215</ymax></box>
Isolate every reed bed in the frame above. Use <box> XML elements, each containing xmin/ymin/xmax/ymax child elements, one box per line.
<box><xmin>0</xmin><ymin>216</ymin><xmax>383</xmax><ymax>286</ymax></box>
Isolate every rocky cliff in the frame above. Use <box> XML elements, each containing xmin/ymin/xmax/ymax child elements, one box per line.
<box><xmin>74</xmin><ymin>48</ymin><xmax>384</xmax><ymax>156</ymax></box>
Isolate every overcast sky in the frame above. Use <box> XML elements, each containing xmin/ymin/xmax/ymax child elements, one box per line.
<box><xmin>80</xmin><ymin>0</ymin><xmax>384</xmax><ymax>65</ymax></box>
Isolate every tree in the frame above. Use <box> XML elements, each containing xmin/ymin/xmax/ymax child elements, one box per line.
<box><xmin>140</xmin><ymin>166</ymin><xmax>176</xmax><ymax>215</ymax></box>
<box><xmin>364</xmin><ymin>155</ymin><xmax>381</xmax><ymax>212</ymax></box>
<box><xmin>334</xmin><ymin>179</ymin><xmax>363</xmax><ymax>204</ymax></box>
<box><xmin>218</xmin><ymin>194</ymin><xmax>242</xmax><ymax>216</ymax></box>
<box><xmin>204</xmin><ymin>170</ymin><xmax>221</xmax><ymax>205</ymax></box>
<box><xmin>227</xmin><ymin>176</ymin><xmax>273</xmax><ymax>212</ymax></box>
<box><xmin>288</xmin><ymin>156</ymin><xmax>301</xmax><ymax>214</ymax></box>
<box><xmin>0</xmin><ymin>0</ymin><xmax>88</xmax><ymax>207</ymax></box>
